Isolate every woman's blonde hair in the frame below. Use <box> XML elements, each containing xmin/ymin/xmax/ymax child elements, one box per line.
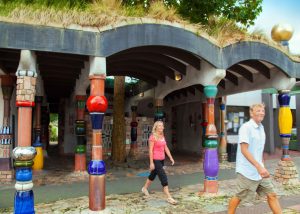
<box><xmin>151</xmin><ymin>120</ymin><xmax>164</xmax><ymax>140</ymax></box>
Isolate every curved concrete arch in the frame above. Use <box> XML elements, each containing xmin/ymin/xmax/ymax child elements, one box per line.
<box><xmin>0</xmin><ymin>22</ymin><xmax>221</xmax><ymax>68</ymax></box>
<box><xmin>99</xmin><ymin>24</ymin><xmax>221</xmax><ymax>68</ymax></box>
<box><xmin>1</xmin><ymin>21</ymin><xmax>300</xmax><ymax>80</ymax></box>
<box><xmin>222</xmin><ymin>42</ymin><xmax>300</xmax><ymax>78</ymax></box>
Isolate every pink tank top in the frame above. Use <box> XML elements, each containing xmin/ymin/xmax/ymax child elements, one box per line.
<box><xmin>149</xmin><ymin>134</ymin><xmax>166</xmax><ymax>160</ymax></box>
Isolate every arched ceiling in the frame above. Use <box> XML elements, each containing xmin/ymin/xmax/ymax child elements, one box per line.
<box><xmin>1</xmin><ymin>22</ymin><xmax>300</xmax><ymax>112</ymax></box>
<box><xmin>106</xmin><ymin>45</ymin><xmax>201</xmax><ymax>86</ymax></box>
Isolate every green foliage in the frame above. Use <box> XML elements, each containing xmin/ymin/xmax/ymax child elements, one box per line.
<box><xmin>50</xmin><ymin>113</ymin><xmax>58</xmax><ymax>141</ymax></box>
<box><xmin>122</xmin><ymin>0</ymin><xmax>263</xmax><ymax>27</ymax></box>
<box><xmin>49</xmin><ymin>125</ymin><xmax>58</xmax><ymax>141</ymax></box>
<box><xmin>50</xmin><ymin>113</ymin><xmax>58</xmax><ymax>123</ymax></box>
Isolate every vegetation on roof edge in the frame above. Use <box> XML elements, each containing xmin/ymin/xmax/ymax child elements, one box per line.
<box><xmin>0</xmin><ymin>0</ymin><xmax>298</xmax><ymax>60</ymax></box>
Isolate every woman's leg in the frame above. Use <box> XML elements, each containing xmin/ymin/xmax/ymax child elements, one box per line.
<box><xmin>142</xmin><ymin>164</ymin><xmax>157</xmax><ymax>195</ymax></box>
<box><xmin>156</xmin><ymin>160</ymin><xmax>177</xmax><ymax>204</ymax></box>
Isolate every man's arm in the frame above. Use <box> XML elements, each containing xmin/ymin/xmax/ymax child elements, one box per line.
<box><xmin>240</xmin><ymin>143</ymin><xmax>270</xmax><ymax>178</ymax></box>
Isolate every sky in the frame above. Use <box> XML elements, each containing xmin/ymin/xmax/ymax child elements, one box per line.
<box><xmin>249</xmin><ymin>0</ymin><xmax>300</xmax><ymax>55</ymax></box>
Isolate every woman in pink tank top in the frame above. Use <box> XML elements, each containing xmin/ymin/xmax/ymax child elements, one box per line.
<box><xmin>141</xmin><ymin>121</ymin><xmax>177</xmax><ymax>205</ymax></box>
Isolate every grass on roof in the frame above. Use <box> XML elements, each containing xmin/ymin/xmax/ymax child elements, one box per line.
<box><xmin>0</xmin><ymin>0</ymin><xmax>296</xmax><ymax>58</ymax></box>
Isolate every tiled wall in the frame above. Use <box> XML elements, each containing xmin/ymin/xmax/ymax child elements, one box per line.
<box><xmin>86</xmin><ymin>115</ymin><xmax>153</xmax><ymax>160</ymax></box>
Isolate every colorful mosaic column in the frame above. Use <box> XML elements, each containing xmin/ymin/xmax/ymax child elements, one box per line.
<box><xmin>202</xmin><ymin>85</ymin><xmax>219</xmax><ymax>193</ymax></box>
<box><xmin>13</xmin><ymin>68</ymin><xmax>37</xmax><ymax>213</ymax></box>
<box><xmin>129</xmin><ymin>106</ymin><xmax>138</xmax><ymax>159</ymax></box>
<box><xmin>33</xmin><ymin>96</ymin><xmax>43</xmax><ymax>170</ymax></box>
<box><xmin>278</xmin><ymin>90</ymin><xmax>292</xmax><ymax>161</ymax></box>
<box><xmin>154</xmin><ymin>99</ymin><xmax>164</xmax><ymax>121</ymax></box>
<box><xmin>87</xmin><ymin>75</ymin><xmax>108</xmax><ymax>211</ymax></box>
<box><xmin>274</xmin><ymin>90</ymin><xmax>299</xmax><ymax>184</ymax></box>
<box><xmin>0</xmin><ymin>75</ymin><xmax>15</xmax><ymax>183</ymax></box>
<box><xmin>219</xmin><ymin>97</ymin><xmax>228</xmax><ymax>162</ymax></box>
<box><xmin>75</xmin><ymin>95</ymin><xmax>87</xmax><ymax>172</ymax></box>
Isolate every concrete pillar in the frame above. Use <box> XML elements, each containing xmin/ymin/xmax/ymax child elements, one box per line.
<box><xmin>274</xmin><ymin>90</ymin><xmax>299</xmax><ymax>184</ymax></box>
<box><xmin>13</xmin><ymin>50</ymin><xmax>37</xmax><ymax>213</ymax></box>
<box><xmin>74</xmin><ymin>95</ymin><xmax>87</xmax><ymax>172</ymax></box>
<box><xmin>129</xmin><ymin>105</ymin><xmax>138</xmax><ymax>159</ymax></box>
<box><xmin>219</xmin><ymin>96</ymin><xmax>228</xmax><ymax>162</ymax></box>
<box><xmin>0</xmin><ymin>75</ymin><xmax>15</xmax><ymax>183</ymax></box>
<box><xmin>202</xmin><ymin>85</ymin><xmax>219</xmax><ymax>193</ymax></box>
<box><xmin>32</xmin><ymin>96</ymin><xmax>43</xmax><ymax>170</ymax></box>
<box><xmin>261</xmin><ymin>93</ymin><xmax>275</xmax><ymax>154</ymax></box>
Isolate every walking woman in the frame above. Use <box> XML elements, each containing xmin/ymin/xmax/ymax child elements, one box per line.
<box><xmin>141</xmin><ymin>120</ymin><xmax>177</xmax><ymax>205</ymax></box>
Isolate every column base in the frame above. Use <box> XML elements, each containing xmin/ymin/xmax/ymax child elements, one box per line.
<box><xmin>75</xmin><ymin>154</ymin><xmax>86</xmax><ymax>171</ymax></box>
<box><xmin>274</xmin><ymin>160</ymin><xmax>299</xmax><ymax>185</ymax></box>
<box><xmin>203</xmin><ymin>179</ymin><xmax>218</xmax><ymax>193</ymax></box>
<box><xmin>89</xmin><ymin>207</ymin><xmax>111</xmax><ymax>214</ymax></box>
<box><xmin>14</xmin><ymin>190</ymin><xmax>35</xmax><ymax>214</ymax></box>
<box><xmin>89</xmin><ymin>175</ymin><xmax>105</xmax><ymax>211</ymax></box>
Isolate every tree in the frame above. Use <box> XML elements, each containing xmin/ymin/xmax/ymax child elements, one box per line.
<box><xmin>122</xmin><ymin>0</ymin><xmax>263</xmax><ymax>27</ymax></box>
<box><xmin>111</xmin><ymin>76</ymin><xmax>127</xmax><ymax>163</ymax></box>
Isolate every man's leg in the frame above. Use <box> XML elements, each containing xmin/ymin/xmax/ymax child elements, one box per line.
<box><xmin>228</xmin><ymin>196</ymin><xmax>241</xmax><ymax>214</ymax></box>
<box><xmin>257</xmin><ymin>178</ymin><xmax>282</xmax><ymax>214</ymax></box>
<box><xmin>267</xmin><ymin>193</ymin><xmax>282</xmax><ymax>214</ymax></box>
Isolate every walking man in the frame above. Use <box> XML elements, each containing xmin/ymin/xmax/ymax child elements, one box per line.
<box><xmin>228</xmin><ymin>103</ymin><xmax>282</xmax><ymax>214</ymax></box>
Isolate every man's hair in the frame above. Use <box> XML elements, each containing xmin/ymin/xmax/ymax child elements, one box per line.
<box><xmin>250</xmin><ymin>103</ymin><xmax>265</xmax><ymax>112</ymax></box>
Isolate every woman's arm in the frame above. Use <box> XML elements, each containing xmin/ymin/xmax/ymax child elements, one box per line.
<box><xmin>149</xmin><ymin>139</ymin><xmax>155</xmax><ymax>170</ymax></box>
<box><xmin>165</xmin><ymin>145</ymin><xmax>175</xmax><ymax>165</ymax></box>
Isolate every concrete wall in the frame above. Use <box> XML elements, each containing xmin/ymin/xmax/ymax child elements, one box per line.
<box><xmin>63</xmin><ymin>98</ymin><xmax>76</xmax><ymax>154</ymax></box>
<box><xmin>167</xmin><ymin>102</ymin><xmax>203</xmax><ymax>155</ymax></box>
<box><xmin>227</xmin><ymin>90</ymin><xmax>262</xmax><ymax>106</ymax></box>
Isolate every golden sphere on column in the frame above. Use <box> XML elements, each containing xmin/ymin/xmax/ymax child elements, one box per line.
<box><xmin>271</xmin><ymin>23</ymin><xmax>294</xmax><ymax>42</ymax></box>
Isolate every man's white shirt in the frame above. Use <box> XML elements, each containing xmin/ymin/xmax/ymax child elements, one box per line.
<box><xmin>236</xmin><ymin>119</ymin><xmax>266</xmax><ymax>181</ymax></box>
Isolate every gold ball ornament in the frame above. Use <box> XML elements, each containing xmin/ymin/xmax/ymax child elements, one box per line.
<box><xmin>271</xmin><ymin>23</ymin><xmax>294</xmax><ymax>42</ymax></box>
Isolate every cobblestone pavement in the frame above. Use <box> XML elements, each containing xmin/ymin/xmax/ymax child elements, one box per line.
<box><xmin>1</xmin><ymin>150</ymin><xmax>300</xmax><ymax>213</ymax></box>
<box><xmin>1</xmin><ymin>177</ymin><xmax>300</xmax><ymax>213</ymax></box>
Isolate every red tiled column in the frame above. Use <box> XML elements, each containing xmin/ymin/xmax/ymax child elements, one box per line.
<box><xmin>75</xmin><ymin>95</ymin><xmax>87</xmax><ymax>172</ymax></box>
<box><xmin>87</xmin><ymin>75</ymin><xmax>108</xmax><ymax>211</ymax></box>
<box><xmin>13</xmin><ymin>69</ymin><xmax>37</xmax><ymax>213</ymax></box>
<box><xmin>202</xmin><ymin>85</ymin><xmax>219</xmax><ymax>193</ymax></box>
<box><xmin>128</xmin><ymin>106</ymin><xmax>138</xmax><ymax>159</ymax></box>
